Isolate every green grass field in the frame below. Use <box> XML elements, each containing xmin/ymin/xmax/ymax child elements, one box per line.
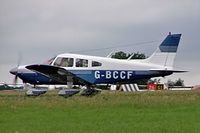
<box><xmin>0</xmin><ymin>90</ymin><xmax>200</xmax><ymax>133</ymax></box>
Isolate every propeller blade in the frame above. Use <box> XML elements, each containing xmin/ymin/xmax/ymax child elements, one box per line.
<box><xmin>14</xmin><ymin>75</ymin><xmax>18</xmax><ymax>85</ymax></box>
<box><xmin>17</xmin><ymin>52</ymin><xmax>22</xmax><ymax>67</ymax></box>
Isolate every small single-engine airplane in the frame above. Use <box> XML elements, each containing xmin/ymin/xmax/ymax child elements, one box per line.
<box><xmin>10</xmin><ymin>33</ymin><xmax>185</xmax><ymax>96</ymax></box>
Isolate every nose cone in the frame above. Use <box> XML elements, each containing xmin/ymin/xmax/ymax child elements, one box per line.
<box><xmin>10</xmin><ymin>67</ymin><xmax>18</xmax><ymax>75</ymax></box>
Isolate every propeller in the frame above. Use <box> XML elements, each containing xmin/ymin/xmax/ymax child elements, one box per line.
<box><xmin>10</xmin><ymin>66</ymin><xmax>18</xmax><ymax>84</ymax></box>
<box><xmin>14</xmin><ymin>74</ymin><xmax>18</xmax><ymax>85</ymax></box>
<box><xmin>10</xmin><ymin>53</ymin><xmax>22</xmax><ymax>85</ymax></box>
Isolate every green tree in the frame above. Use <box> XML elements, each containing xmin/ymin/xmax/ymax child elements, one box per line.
<box><xmin>111</xmin><ymin>51</ymin><xmax>128</xmax><ymax>59</ymax></box>
<box><xmin>167</xmin><ymin>78</ymin><xmax>184</xmax><ymax>87</ymax></box>
<box><xmin>127</xmin><ymin>52</ymin><xmax>146</xmax><ymax>59</ymax></box>
<box><xmin>148</xmin><ymin>78</ymin><xmax>161</xmax><ymax>84</ymax></box>
<box><xmin>111</xmin><ymin>51</ymin><xmax>147</xmax><ymax>60</ymax></box>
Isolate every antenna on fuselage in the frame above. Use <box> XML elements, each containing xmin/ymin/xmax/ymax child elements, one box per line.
<box><xmin>127</xmin><ymin>53</ymin><xmax>134</xmax><ymax>60</ymax></box>
<box><xmin>106</xmin><ymin>51</ymin><xmax>115</xmax><ymax>58</ymax></box>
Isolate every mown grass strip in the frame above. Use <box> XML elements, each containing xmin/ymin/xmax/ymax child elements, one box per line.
<box><xmin>0</xmin><ymin>90</ymin><xmax>200</xmax><ymax>133</ymax></box>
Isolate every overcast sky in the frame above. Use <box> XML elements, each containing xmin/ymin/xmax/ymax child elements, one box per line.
<box><xmin>0</xmin><ymin>0</ymin><xmax>200</xmax><ymax>85</ymax></box>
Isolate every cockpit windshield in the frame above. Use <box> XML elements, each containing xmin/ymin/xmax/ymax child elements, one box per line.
<box><xmin>43</xmin><ymin>56</ymin><xmax>56</xmax><ymax>65</ymax></box>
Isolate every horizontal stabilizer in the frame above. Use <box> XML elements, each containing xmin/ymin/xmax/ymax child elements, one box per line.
<box><xmin>150</xmin><ymin>69</ymin><xmax>188</xmax><ymax>73</ymax></box>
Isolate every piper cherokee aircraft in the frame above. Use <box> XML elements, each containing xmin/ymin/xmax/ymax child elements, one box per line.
<box><xmin>10</xmin><ymin>33</ymin><xmax>185</xmax><ymax>96</ymax></box>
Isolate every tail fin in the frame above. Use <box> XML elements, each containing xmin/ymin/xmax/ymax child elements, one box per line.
<box><xmin>145</xmin><ymin>33</ymin><xmax>181</xmax><ymax>69</ymax></box>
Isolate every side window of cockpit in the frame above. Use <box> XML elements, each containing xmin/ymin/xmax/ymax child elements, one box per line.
<box><xmin>53</xmin><ymin>57</ymin><xmax>74</xmax><ymax>67</ymax></box>
<box><xmin>60</xmin><ymin>58</ymin><xmax>73</xmax><ymax>67</ymax></box>
<box><xmin>76</xmin><ymin>59</ymin><xmax>88</xmax><ymax>67</ymax></box>
<box><xmin>92</xmin><ymin>61</ymin><xmax>102</xmax><ymax>67</ymax></box>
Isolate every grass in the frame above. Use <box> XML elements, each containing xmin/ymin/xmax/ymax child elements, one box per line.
<box><xmin>0</xmin><ymin>90</ymin><xmax>200</xmax><ymax>133</ymax></box>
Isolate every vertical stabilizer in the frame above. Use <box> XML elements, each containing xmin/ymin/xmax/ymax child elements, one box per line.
<box><xmin>145</xmin><ymin>33</ymin><xmax>181</xmax><ymax>69</ymax></box>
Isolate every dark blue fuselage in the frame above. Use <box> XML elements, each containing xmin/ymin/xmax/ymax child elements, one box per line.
<box><xmin>16</xmin><ymin>70</ymin><xmax>172</xmax><ymax>85</ymax></box>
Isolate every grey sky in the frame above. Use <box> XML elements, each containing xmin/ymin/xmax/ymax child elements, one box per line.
<box><xmin>0</xmin><ymin>0</ymin><xmax>200</xmax><ymax>85</ymax></box>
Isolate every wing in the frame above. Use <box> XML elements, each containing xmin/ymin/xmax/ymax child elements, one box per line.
<box><xmin>26</xmin><ymin>64</ymin><xmax>91</xmax><ymax>85</ymax></box>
